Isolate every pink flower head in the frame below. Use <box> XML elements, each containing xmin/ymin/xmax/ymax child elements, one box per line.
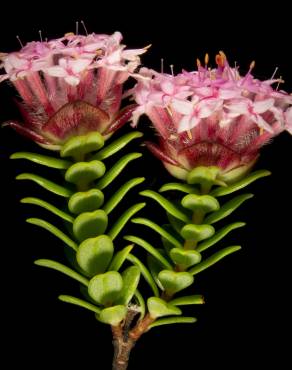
<box><xmin>131</xmin><ymin>52</ymin><xmax>292</xmax><ymax>182</ymax></box>
<box><xmin>0</xmin><ymin>31</ymin><xmax>147</xmax><ymax>145</ymax></box>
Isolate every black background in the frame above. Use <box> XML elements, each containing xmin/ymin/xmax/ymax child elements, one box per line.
<box><xmin>0</xmin><ymin>3</ymin><xmax>291</xmax><ymax>369</ymax></box>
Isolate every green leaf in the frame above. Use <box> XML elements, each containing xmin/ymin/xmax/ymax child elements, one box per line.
<box><xmin>21</xmin><ymin>197</ymin><xmax>74</xmax><ymax>223</ymax></box>
<box><xmin>124</xmin><ymin>235</ymin><xmax>172</xmax><ymax>270</ymax></box>
<box><xmin>148</xmin><ymin>316</ymin><xmax>197</xmax><ymax>329</ymax></box>
<box><xmin>187</xmin><ymin>166</ymin><xmax>224</xmax><ymax>188</ymax></box>
<box><xmin>88</xmin><ymin>271</ymin><xmax>123</xmax><ymax>306</ymax></box>
<box><xmin>68</xmin><ymin>189</ymin><xmax>104</xmax><ymax>215</ymax></box>
<box><xmin>73</xmin><ymin>210</ymin><xmax>108</xmax><ymax>242</ymax></box>
<box><xmin>167</xmin><ymin>213</ymin><xmax>185</xmax><ymax>235</ymax></box>
<box><xmin>189</xmin><ymin>246</ymin><xmax>242</xmax><ymax>275</ymax></box>
<box><xmin>65</xmin><ymin>160</ymin><xmax>106</xmax><ymax>185</ymax></box>
<box><xmin>34</xmin><ymin>259</ymin><xmax>89</xmax><ymax>286</ymax></box>
<box><xmin>76</xmin><ymin>235</ymin><xmax>114</xmax><ymax>276</ymax></box>
<box><xmin>108</xmin><ymin>245</ymin><xmax>134</xmax><ymax>271</ymax></box>
<box><xmin>126</xmin><ymin>253</ymin><xmax>159</xmax><ymax>297</ymax></box>
<box><xmin>147</xmin><ymin>255</ymin><xmax>165</xmax><ymax>290</ymax></box>
<box><xmin>58</xmin><ymin>295</ymin><xmax>101</xmax><ymax>314</ymax></box>
<box><xmin>211</xmin><ymin>170</ymin><xmax>271</xmax><ymax>197</ymax></box>
<box><xmin>98</xmin><ymin>305</ymin><xmax>127</xmax><ymax>326</ymax></box>
<box><xmin>10</xmin><ymin>152</ymin><xmax>72</xmax><ymax>169</ymax></box>
<box><xmin>170</xmin><ymin>248</ymin><xmax>202</xmax><ymax>268</ymax></box>
<box><xmin>134</xmin><ymin>289</ymin><xmax>145</xmax><ymax>320</ymax></box>
<box><xmin>204</xmin><ymin>194</ymin><xmax>254</xmax><ymax>224</ymax></box>
<box><xmin>96</xmin><ymin>153</ymin><xmax>142</xmax><ymax>190</ymax></box>
<box><xmin>181</xmin><ymin>194</ymin><xmax>220</xmax><ymax>213</ymax></box>
<box><xmin>169</xmin><ymin>295</ymin><xmax>204</xmax><ymax>306</ymax></box>
<box><xmin>60</xmin><ymin>131</ymin><xmax>104</xmax><ymax>159</ymax></box>
<box><xmin>26</xmin><ymin>218</ymin><xmax>78</xmax><ymax>251</ymax></box>
<box><xmin>147</xmin><ymin>297</ymin><xmax>182</xmax><ymax>319</ymax></box>
<box><xmin>103</xmin><ymin>177</ymin><xmax>145</xmax><ymax>215</ymax></box>
<box><xmin>180</xmin><ymin>224</ymin><xmax>215</xmax><ymax>242</ymax></box>
<box><xmin>159</xmin><ymin>183</ymin><xmax>198</xmax><ymax>194</ymax></box>
<box><xmin>158</xmin><ymin>270</ymin><xmax>194</xmax><ymax>295</ymax></box>
<box><xmin>140</xmin><ymin>190</ymin><xmax>190</xmax><ymax>223</ymax></box>
<box><xmin>92</xmin><ymin>131</ymin><xmax>143</xmax><ymax>160</ymax></box>
<box><xmin>131</xmin><ymin>218</ymin><xmax>182</xmax><ymax>248</ymax></box>
<box><xmin>16</xmin><ymin>173</ymin><xmax>73</xmax><ymax>197</ymax></box>
<box><xmin>117</xmin><ymin>266</ymin><xmax>141</xmax><ymax>305</ymax></box>
<box><xmin>108</xmin><ymin>203</ymin><xmax>145</xmax><ymax>241</ymax></box>
<box><xmin>197</xmin><ymin>222</ymin><xmax>246</xmax><ymax>252</ymax></box>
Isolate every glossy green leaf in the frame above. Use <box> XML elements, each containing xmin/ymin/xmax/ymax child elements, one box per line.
<box><xmin>117</xmin><ymin>266</ymin><xmax>141</xmax><ymax>305</ymax></box>
<box><xmin>187</xmin><ymin>166</ymin><xmax>225</xmax><ymax>188</ymax></box>
<box><xmin>68</xmin><ymin>189</ymin><xmax>104</xmax><ymax>214</ymax></box>
<box><xmin>167</xmin><ymin>213</ymin><xmax>185</xmax><ymax>235</ymax></box>
<box><xmin>16</xmin><ymin>173</ymin><xmax>73</xmax><ymax>197</ymax></box>
<box><xmin>92</xmin><ymin>131</ymin><xmax>143</xmax><ymax>160</ymax></box>
<box><xmin>159</xmin><ymin>183</ymin><xmax>198</xmax><ymax>194</ymax></box>
<box><xmin>73</xmin><ymin>210</ymin><xmax>108</xmax><ymax>242</ymax></box>
<box><xmin>170</xmin><ymin>248</ymin><xmax>202</xmax><ymax>268</ymax></box>
<box><xmin>27</xmin><ymin>218</ymin><xmax>78</xmax><ymax>251</ymax></box>
<box><xmin>197</xmin><ymin>222</ymin><xmax>246</xmax><ymax>252</ymax></box>
<box><xmin>211</xmin><ymin>170</ymin><xmax>271</xmax><ymax>197</ymax></box>
<box><xmin>77</xmin><ymin>235</ymin><xmax>114</xmax><ymax>276</ymax></box>
<box><xmin>134</xmin><ymin>289</ymin><xmax>145</xmax><ymax>320</ymax></box>
<box><xmin>148</xmin><ymin>316</ymin><xmax>197</xmax><ymax>329</ymax></box>
<box><xmin>58</xmin><ymin>295</ymin><xmax>101</xmax><ymax>314</ymax></box>
<box><xmin>108</xmin><ymin>245</ymin><xmax>134</xmax><ymax>271</ymax></box>
<box><xmin>98</xmin><ymin>305</ymin><xmax>127</xmax><ymax>326</ymax></box>
<box><xmin>126</xmin><ymin>253</ymin><xmax>159</xmax><ymax>297</ymax></box>
<box><xmin>147</xmin><ymin>297</ymin><xmax>182</xmax><ymax>319</ymax></box>
<box><xmin>34</xmin><ymin>259</ymin><xmax>89</xmax><ymax>286</ymax></box>
<box><xmin>88</xmin><ymin>271</ymin><xmax>123</xmax><ymax>306</ymax></box>
<box><xmin>65</xmin><ymin>160</ymin><xmax>106</xmax><ymax>185</ymax></box>
<box><xmin>60</xmin><ymin>131</ymin><xmax>104</xmax><ymax>159</ymax></box>
<box><xmin>158</xmin><ymin>270</ymin><xmax>194</xmax><ymax>295</ymax></box>
<box><xmin>96</xmin><ymin>153</ymin><xmax>142</xmax><ymax>190</ymax></box>
<box><xmin>147</xmin><ymin>255</ymin><xmax>165</xmax><ymax>290</ymax></box>
<box><xmin>131</xmin><ymin>218</ymin><xmax>182</xmax><ymax>248</ymax></box>
<box><xmin>169</xmin><ymin>295</ymin><xmax>204</xmax><ymax>306</ymax></box>
<box><xmin>204</xmin><ymin>194</ymin><xmax>254</xmax><ymax>224</ymax></box>
<box><xmin>124</xmin><ymin>235</ymin><xmax>172</xmax><ymax>270</ymax></box>
<box><xmin>189</xmin><ymin>246</ymin><xmax>242</xmax><ymax>275</ymax></box>
<box><xmin>140</xmin><ymin>190</ymin><xmax>190</xmax><ymax>223</ymax></box>
<box><xmin>180</xmin><ymin>224</ymin><xmax>215</xmax><ymax>242</ymax></box>
<box><xmin>21</xmin><ymin>197</ymin><xmax>74</xmax><ymax>223</ymax></box>
<box><xmin>181</xmin><ymin>194</ymin><xmax>220</xmax><ymax>213</ymax></box>
<box><xmin>10</xmin><ymin>152</ymin><xmax>72</xmax><ymax>169</ymax></box>
<box><xmin>103</xmin><ymin>177</ymin><xmax>145</xmax><ymax>215</ymax></box>
<box><xmin>108</xmin><ymin>203</ymin><xmax>145</xmax><ymax>241</ymax></box>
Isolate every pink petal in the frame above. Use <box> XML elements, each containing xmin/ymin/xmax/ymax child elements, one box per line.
<box><xmin>172</xmin><ymin>99</ymin><xmax>193</xmax><ymax>115</ymax></box>
<box><xmin>253</xmin><ymin>98</ymin><xmax>274</xmax><ymax>114</ymax></box>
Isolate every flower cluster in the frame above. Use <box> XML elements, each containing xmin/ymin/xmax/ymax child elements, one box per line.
<box><xmin>131</xmin><ymin>53</ymin><xmax>292</xmax><ymax>181</ymax></box>
<box><xmin>0</xmin><ymin>31</ymin><xmax>146</xmax><ymax>144</ymax></box>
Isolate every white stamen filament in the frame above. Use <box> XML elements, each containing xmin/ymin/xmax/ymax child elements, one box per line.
<box><xmin>76</xmin><ymin>21</ymin><xmax>79</xmax><ymax>35</ymax></box>
<box><xmin>170</xmin><ymin>64</ymin><xmax>174</xmax><ymax>76</ymax></box>
<box><xmin>271</xmin><ymin>67</ymin><xmax>279</xmax><ymax>80</ymax></box>
<box><xmin>39</xmin><ymin>30</ymin><xmax>43</xmax><ymax>42</ymax></box>
<box><xmin>161</xmin><ymin>58</ymin><xmax>164</xmax><ymax>74</ymax></box>
<box><xmin>81</xmin><ymin>20</ymin><xmax>88</xmax><ymax>36</ymax></box>
<box><xmin>16</xmin><ymin>35</ymin><xmax>24</xmax><ymax>48</ymax></box>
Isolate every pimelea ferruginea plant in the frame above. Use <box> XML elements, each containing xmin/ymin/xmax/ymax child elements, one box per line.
<box><xmin>1</xmin><ymin>36</ymin><xmax>292</xmax><ymax>370</ymax></box>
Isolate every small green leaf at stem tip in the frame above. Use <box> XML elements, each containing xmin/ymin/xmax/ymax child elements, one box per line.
<box><xmin>34</xmin><ymin>259</ymin><xmax>89</xmax><ymax>286</ymax></box>
<box><xmin>188</xmin><ymin>246</ymin><xmax>242</xmax><ymax>275</ymax></box>
<box><xmin>73</xmin><ymin>210</ymin><xmax>108</xmax><ymax>242</ymax></box>
<box><xmin>159</xmin><ymin>183</ymin><xmax>198</xmax><ymax>194</ymax></box>
<box><xmin>170</xmin><ymin>249</ymin><xmax>202</xmax><ymax>268</ymax></box>
<box><xmin>88</xmin><ymin>271</ymin><xmax>123</xmax><ymax>306</ymax></box>
<box><xmin>181</xmin><ymin>194</ymin><xmax>220</xmax><ymax>213</ymax></box>
<box><xmin>96</xmin><ymin>153</ymin><xmax>142</xmax><ymax>190</ymax></box>
<box><xmin>60</xmin><ymin>131</ymin><xmax>104</xmax><ymax>159</ymax></box>
<box><xmin>98</xmin><ymin>305</ymin><xmax>127</xmax><ymax>326</ymax></box>
<box><xmin>124</xmin><ymin>235</ymin><xmax>172</xmax><ymax>270</ymax></box>
<box><xmin>16</xmin><ymin>173</ymin><xmax>73</xmax><ymax>197</ymax></box>
<box><xmin>26</xmin><ymin>218</ymin><xmax>78</xmax><ymax>251</ymax></box>
<box><xmin>107</xmin><ymin>203</ymin><xmax>146</xmax><ymax>241</ymax></box>
<box><xmin>148</xmin><ymin>316</ymin><xmax>197</xmax><ymax>329</ymax></box>
<box><xmin>158</xmin><ymin>270</ymin><xmax>194</xmax><ymax>295</ymax></box>
<box><xmin>169</xmin><ymin>295</ymin><xmax>205</xmax><ymax>306</ymax></box>
<box><xmin>92</xmin><ymin>131</ymin><xmax>143</xmax><ymax>160</ymax></box>
<box><xmin>68</xmin><ymin>189</ymin><xmax>104</xmax><ymax>214</ymax></box>
<box><xmin>197</xmin><ymin>222</ymin><xmax>246</xmax><ymax>252</ymax></box>
<box><xmin>65</xmin><ymin>160</ymin><xmax>106</xmax><ymax>185</ymax></box>
<box><xmin>58</xmin><ymin>295</ymin><xmax>101</xmax><ymax>314</ymax></box>
<box><xmin>210</xmin><ymin>169</ymin><xmax>271</xmax><ymax>197</ymax></box>
<box><xmin>131</xmin><ymin>217</ymin><xmax>182</xmax><ymax>248</ymax></box>
<box><xmin>204</xmin><ymin>194</ymin><xmax>254</xmax><ymax>224</ymax></box>
<box><xmin>116</xmin><ymin>266</ymin><xmax>141</xmax><ymax>305</ymax></box>
<box><xmin>10</xmin><ymin>152</ymin><xmax>72</xmax><ymax>169</ymax></box>
<box><xmin>21</xmin><ymin>197</ymin><xmax>74</xmax><ymax>223</ymax></box>
<box><xmin>103</xmin><ymin>177</ymin><xmax>145</xmax><ymax>215</ymax></box>
<box><xmin>139</xmin><ymin>190</ymin><xmax>190</xmax><ymax>223</ymax></box>
<box><xmin>180</xmin><ymin>224</ymin><xmax>215</xmax><ymax>242</ymax></box>
<box><xmin>147</xmin><ymin>297</ymin><xmax>182</xmax><ymax>319</ymax></box>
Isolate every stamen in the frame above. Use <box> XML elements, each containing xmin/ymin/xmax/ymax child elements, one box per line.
<box><xmin>39</xmin><ymin>30</ymin><xmax>43</xmax><ymax>42</ymax></box>
<box><xmin>76</xmin><ymin>21</ymin><xmax>79</xmax><ymax>35</ymax></box>
<box><xmin>170</xmin><ymin>64</ymin><xmax>174</xmax><ymax>76</ymax></box>
<box><xmin>161</xmin><ymin>58</ymin><xmax>164</xmax><ymax>73</ymax></box>
<box><xmin>270</xmin><ymin>67</ymin><xmax>278</xmax><ymax>80</ymax></box>
<box><xmin>259</xmin><ymin>127</ymin><xmax>264</xmax><ymax>135</ymax></box>
<box><xmin>204</xmin><ymin>53</ymin><xmax>209</xmax><ymax>67</ymax></box>
<box><xmin>276</xmin><ymin>76</ymin><xmax>284</xmax><ymax>90</ymax></box>
<box><xmin>196</xmin><ymin>58</ymin><xmax>201</xmax><ymax>68</ymax></box>
<box><xmin>166</xmin><ymin>105</ymin><xmax>173</xmax><ymax>117</ymax></box>
<box><xmin>249</xmin><ymin>60</ymin><xmax>255</xmax><ymax>71</ymax></box>
<box><xmin>81</xmin><ymin>20</ymin><xmax>88</xmax><ymax>35</ymax></box>
<box><xmin>187</xmin><ymin>130</ymin><xmax>193</xmax><ymax>139</ymax></box>
<box><xmin>16</xmin><ymin>35</ymin><xmax>24</xmax><ymax>48</ymax></box>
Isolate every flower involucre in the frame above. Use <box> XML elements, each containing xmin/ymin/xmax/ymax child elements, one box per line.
<box><xmin>131</xmin><ymin>52</ymin><xmax>292</xmax><ymax>182</ymax></box>
<box><xmin>0</xmin><ymin>31</ymin><xmax>147</xmax><ymax>145</ymax></box>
